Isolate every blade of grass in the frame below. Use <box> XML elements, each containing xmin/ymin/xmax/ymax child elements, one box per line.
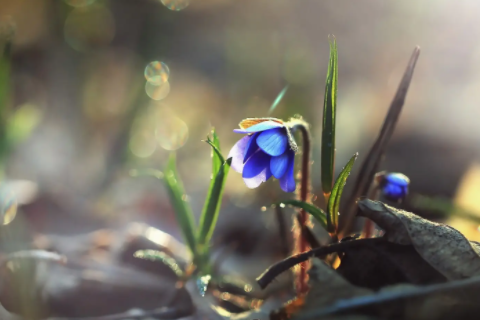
<box><xmin>197</xmin><ymin>157</ymin><xmax>232</xmax><ymax>247</ymax></box>
<box><xmin>268</xmin><ymin>85</ymin><xmax>289</xmax><ymax>115</ymax></box>
<box><xmin>209</xmin><ymin>129</ymin><xmax>223</xmax><ymax>175</ymax></box>
<box><xmin>133</xmin><ymin>250</ymin><xmax>184</xmax><ymax>278</ymax></box>
<box><xmin>321</xmin><ymin>37</ymin><xmax>338</xmax><ymax>200</ymax></box>
<box><xmin>163</xmin><ymin>153</ymin><xmax>198</xmax><ymax>257</ymax></box>
<box><xmin>339</xmin><ymin>46</ymin><xmax>420</xmax><ymax>237</ymax></box>
<box><xmin>278</xmin><ymin>200</ymin><xmax>327</xmax><ymax>230</ymax></box>
<box><xmin>327</xmin><ymin>153</ymin><xmax>358</xmax><ymax>234</ymax></box>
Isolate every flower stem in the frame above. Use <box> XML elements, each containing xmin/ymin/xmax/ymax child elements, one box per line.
<box><xmin>288</xmin><ymin>118</ymin><xmax>312</xmax><ymax>295</ymax></box>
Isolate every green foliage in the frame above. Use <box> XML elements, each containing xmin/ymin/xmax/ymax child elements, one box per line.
<box><xmin>197</xmin><ymin>131</ymin><xmax>231</xmax><ymax>272</ymax></box>
<box><xmin>279</xmin><ymin>200</ymin><xmax>327</xmax><ymax>230</ymax></box>
<box><xmin>133</xmin><ymin>249</ymin><xmax>184</xmax><ymax>278</ymax></box>
<box><xmin>327</xmin><ymin>153</ymin><xmax>357</xmax><ymax>233</ymax></box>
<box><xmin>136</xmin><ymin>130</ymin><xmax>231</xmax><ymax>276</ymax></box>
<box><xmin>163</xmin><ymin>153</ymin><xmax>198</xmax><ymax>258</ymax></box>
<box><xmin>321</xmin><ymin>37</ymin><xmax>338</xmax><ymax>197</ymax></box>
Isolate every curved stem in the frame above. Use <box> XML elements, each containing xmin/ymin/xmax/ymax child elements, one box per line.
<box><xmin>288</xmin><ymin>119</ymin><xmax>312</xmax><ymax>295</ymax></box>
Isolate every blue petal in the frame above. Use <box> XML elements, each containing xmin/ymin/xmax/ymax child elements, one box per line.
<box><xmin>256</xmin><ymin>128</ymin><xmax>288</xmax><ymax>156</ymax></box>
<box><xmin>279</xmin><ymin>151</ymin><xmax>296</xmax><ymax>192</ymax></box>
<box><xmin>227</xmin><ymin>135</ymin><xmax>251</xmax><ymax>173</ymax></box>
<box><xmin>242</xmin><ymin>151</ymin><xmax>272</xmax><ymax>188</ymax></box>
<box><xmin>270</xmin><ymin>152</ymin><xmax>289</xmax><ymax>179</ymax></box>
<box><xmin>243</xmin><ymin>132</ymin><xmax>260</xmax><ymax>163</ymax></box>
<box><xmin>233</xmin><ymin>121</ymin><xmax>284</xmax><ymax>134</ymax></box>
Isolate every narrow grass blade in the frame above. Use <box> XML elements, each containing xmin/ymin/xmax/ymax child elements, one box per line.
<box><xmin>321</xmin><ymin>37</ymin><xmax>338</xmax><ymax>199</ymax></box>
<box><xmin>278</xmin><ymin>200</ymin><xmax>327</xmax><ymax>230</ymax></box>
<box><xmin>208</xmin><ymin>129</ymin><xmax>223</xmax><ymax>176</ymax></box>
<box><xmin>268</xmin><ymin>85</ymin><xmax>289</xmax><ymax>115</ymax></box>
<box><xmin>327</xmin><ymin>153</ymin><xmax>357</xmax><ymax>233</ymax></box>
<box><xmin>340</xmin><ymin>47</ymin><xmax>420</xmax><ymax>236</ymax></box>
<box><xmin>197</xmin><ymin>157</ymin><xmax>232</xmax><ymax>247</ymax></box>
<box><xmin>163</xmin><ymin>153</ymin><xmax>198</xmax><ymax>257</ymax></box>
<box><xmin>134</xmin><ymin>249</ymin><xmax>184</xmax><ymax>278</ymax></box>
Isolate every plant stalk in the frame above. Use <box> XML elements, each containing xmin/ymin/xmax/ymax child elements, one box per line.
<box><xmin>289</xmin><ymin>119</ymin><xmax>312</xmax><ymax>295</ymax></box>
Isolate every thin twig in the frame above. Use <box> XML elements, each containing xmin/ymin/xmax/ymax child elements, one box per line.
<box><xmin>296</xmin><ymin>274</ymin><xmax>480</xmax><ymax>319</ymax></box>
<box><xmin>340</xmin><ymin>47</ymin><xmax>421</xmax><ymax>237</ymax></box>
<box><xmin>256</xmin><ymin>237</ymin><xmax>385</xmax><ymax>289</ymax></box>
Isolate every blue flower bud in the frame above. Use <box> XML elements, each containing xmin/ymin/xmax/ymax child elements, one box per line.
<box><xmin>380</xmin><ymin>172</ymin><xmax>410</xmax><ymax>201</ymax></box>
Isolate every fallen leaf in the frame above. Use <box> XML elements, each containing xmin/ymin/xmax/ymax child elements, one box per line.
<box><xmin>358</xmin><ymin>199</ymin><xmax>480</xmax><ymax>280</ymax></box>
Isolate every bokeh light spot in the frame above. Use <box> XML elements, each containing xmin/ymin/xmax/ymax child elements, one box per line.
<box><xmin>129</xmin><ymin>130</ymin><xmax>157</xmax><ymax>158</ymax></box>
<box><xmin>155</xmin><ymin>116</ymin><xmax>188</xmax><ymax>151</ymax></box>
<box><xmin>64</xmin><ymin>5</ymin><xmax>115</xmax><ymax>52</ymax></box>
<box><xmin>145</xmin><ymin>81</ymin><xmax>171</xmax><ymax>101</ymax></box>
<box><xmin>160</xmin><ymin>0</ymin><xmax>190</xmax><ymax>11</ymax></box>
<box><xmin>0</xmin><ymin>188</ymin><xmax>18</xmax><ymax>226</ymax></box>
<box><xmin>145</xmin><ymin>61</ymin><xmax>170</xmax><ymax>85</ymax></box>
<box><xmin>64</xmin><ymin>0</ymin><xmax>96</xmax><ymax>7</ymax></box>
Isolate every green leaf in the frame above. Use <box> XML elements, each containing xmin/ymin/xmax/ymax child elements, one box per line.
<box><xmin>268</xmin><ymin>85</ymin><xmax>289</xmax><ymax>115</ymax></box>
<box><xmin>278</xmin><ymin>200</ymin><xmax>327</xmax><ymax>230</ymax></box>
<box><xmin>321</xmin><ymin>37</ymin><xmax>338</xmax><ymax>197</ymax></box>
<box><xmin>208</xmin><ymin>129</ymin><xmax>223</xmax><ymax>176</ymax></box>
<box><xmin>327</xmin><ymin>153</ymin><xmax>357</xmax><ymax>233</ymax></box>
<box><xmin>133</xmin><ymin>250</ymin><xmax>184</xmax><ymax>278</ymax></box>
<box><xmin>197</xmin><ymin>156</ymin><xmax>232</xmax><ymax>247</ymax></box>
<box><xmin>163</xmin><ymin>153</ymin><xmax>198</xmax><ymax>257</ymax></box>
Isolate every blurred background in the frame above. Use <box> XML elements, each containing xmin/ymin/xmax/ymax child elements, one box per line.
<box><xmin>1</xmin><ymin>0</ymin><xmax>480</xmax><ymax>311</ymax></box>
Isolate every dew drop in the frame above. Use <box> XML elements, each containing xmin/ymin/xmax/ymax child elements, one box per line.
<box><xmin>145</xmin><ymin>81</ymin><xmax>171</xmax><ymax>101</ymax></box>
<box><xmin>279</xmin><ymin>203</ymin><xmax>285</xmax><ymax>208</ymax></box>
<box><xmin>144</xmin><ymin>61</ymin><xmax>170</xmax><ymax>85</ymax></box>
<box><xmin>160</xmin><ymin>0</ymin><xmax>190</xmax><ymax>11</ymax></box>
<box><xmin>129</xmin><ymin>129</ymin><xmax>157</xmax><ymax>158</ymax></box>
<box><xmin>155</xmin><ymin>116</ymin><xmax>189</xmax><ymax>151</ymax></box>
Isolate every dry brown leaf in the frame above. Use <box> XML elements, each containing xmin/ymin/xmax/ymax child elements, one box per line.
<box><xmin>358</xmin><ymin>199</ymin><xmax>480</xmax><ymax>280</ymax></box>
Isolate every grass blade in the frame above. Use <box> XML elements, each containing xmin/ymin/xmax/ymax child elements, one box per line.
<box><xmin>268</xmin><ymin>85</ymin><xmax>289</xmax><ymax>115</ymax></box>
<box><xmin>134</xmin><ymin>250</ymin><xmax>184</xmax><ymax>278</ymax></box>
<box><xmin>278</xmin><ymin>200</ymin><xmax>327</xmax><ymax>230</ymax></box>
<box><xmin>321</xmin><ymin>37</ymin><xmax>338</xmax><ymax>199</ymax></box>
<box><xmin>197</xmin><ymin>157</ymin><xmax>231</xmax><ymax>247</ymax></box>
<box><xmin>339</xmin><ymin>47</ymin><xmax>420</xmax><ymax>236</ymax></box>
<box><xmin>327</xmin><ymin>153</ymin><xmax>358</xmax><ymax>233</ymax></box>
<box><xmin>209</xmin><ymin>129</ymin><xmax>223</xmax><ymax>176</ymax></box>
<box><xmin>163</xmin><ymin>153</ymin><xmax>198</xmax><ymax>257</ymax></box>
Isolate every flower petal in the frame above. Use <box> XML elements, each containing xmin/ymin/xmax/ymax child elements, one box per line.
<box><xmin>256</xmin><ymin>128</ymin><xmax>288</xmax><ymax>156</ymax></box>
<box><xmin>233</xmin><ymin>121</ymin><xmax>284</xmax><ymax>134</ymax></box>
<box><xmin>228</xmin><ymin>135</ymin><xmax>251</xmax><ymax>173</ymax></box>
<box><xmin>270</xmin><ymin>152</ymin><xmax>289</xmax><ymax>179</ymax></box>
<box><xmin>244</xmin><ymin>132</ymin><xmax>260</xmax><ymax>163</ymax></box>
<box><xmin>242</xmin><ymin>151</ymin><xmax>272</xmax><ymax>188</ymax></box>
<box><xmin>279</xmin><ymin>151</ymin><xmax>296</xmax><ymax>192</ymax></box>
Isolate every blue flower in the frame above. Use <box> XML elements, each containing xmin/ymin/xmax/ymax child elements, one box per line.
<box><xmin>379</xmin><ymin>172</ymin><xmax>410</xmax><ymax>201</ymax></box>
<box><xmin>228</xmin><ymin>119</ymin><xmax>297</xmax><ymax>192</ymax></box>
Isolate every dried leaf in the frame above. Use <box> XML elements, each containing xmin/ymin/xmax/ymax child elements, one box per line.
<box><xmin>358</xmin><ymin>199</ymin><xmax>480</xmax><ymax>280</ymax></box>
